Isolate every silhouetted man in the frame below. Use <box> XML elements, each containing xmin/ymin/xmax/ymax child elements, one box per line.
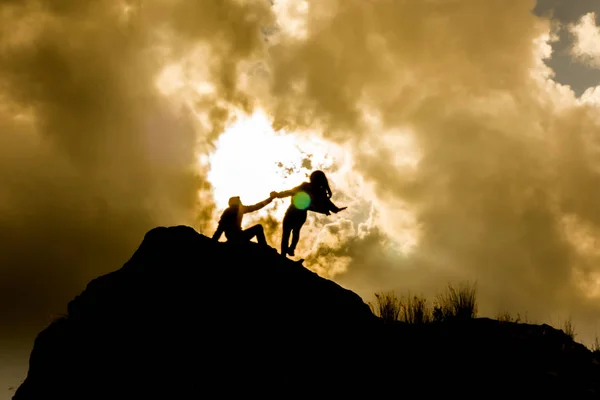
<box><xmin>212</xmin><ymin>194</ymin><xmax>274</xmax><ymax>245</ymax></box>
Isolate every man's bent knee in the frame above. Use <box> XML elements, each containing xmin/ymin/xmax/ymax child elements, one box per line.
<box><xmin>249</xmin><ymin>224</ymin><xmax>264</xmax><ymax>234</ymax></box>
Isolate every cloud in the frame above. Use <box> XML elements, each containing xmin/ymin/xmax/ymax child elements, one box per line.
<box><xmin>5</xmin><ymin>2</ymin><xmax>600</xmax><ymax>388</ymax></box>
<box><xmin>569</xmin><ymin>12</ymin><xmax>600</xmax><ymax>68</ymax></box>
<box><xmin>257</xmin><ymin>0</ymin><xmax>600</xmax><ymax>343</ymax></box>
<box><xmin>0</xmin><ymin>0</ymin><xmax>274</xmax><ymax>339</ymax></box>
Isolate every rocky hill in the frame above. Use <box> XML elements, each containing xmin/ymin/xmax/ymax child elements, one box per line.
<box><xmin>13</xmin><ymin>226</ymin><xmax>600</xmax><ymax>399</ymax></box>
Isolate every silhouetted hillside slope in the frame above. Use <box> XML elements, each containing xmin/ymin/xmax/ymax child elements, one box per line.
<box><xmin>14</xmin><ymin>226</ymin><xmax>600</xmax><ymax>399</ymax></box>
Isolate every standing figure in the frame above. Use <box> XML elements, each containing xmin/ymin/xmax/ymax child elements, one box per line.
<box><xmin>272</xmin><ymin>170</ymin><xmax>347</xmax><ymax>258</ymax></box>
<box><xmin>212</xmin><ymin>194</ymin><xmax>275</xmax><ymax>246</ymax></box>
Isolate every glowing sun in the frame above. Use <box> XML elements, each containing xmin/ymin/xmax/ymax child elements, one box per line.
<box><xmin>206</xmin><ymin>109</ymin><xmax>339</xmax><ymax>217</ymax></box>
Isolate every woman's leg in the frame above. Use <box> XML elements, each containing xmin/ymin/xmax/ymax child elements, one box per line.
<box><xmin>288</xmin><ymin>229</ymin><xmax>300</xmax><ymax>256</ymax></box>
<box><xmin>281</xmin><ymin>218</ymin><xmax>292</xmax><ymax>255</ymax></box>
<box><xmin>288</xmin><ymin>211</ymin><xmax>307</xmax><ymax>255</ymax></box>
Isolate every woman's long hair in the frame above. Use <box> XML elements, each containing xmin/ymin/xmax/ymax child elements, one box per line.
<box><xmin>309</xmin><ymin>170</ymin><xmax>332</xmax><ymax>198</ymax></box>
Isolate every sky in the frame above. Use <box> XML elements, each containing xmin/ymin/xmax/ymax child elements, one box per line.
<box><xmin>2</xmin><ymin>0</ymin><xmax>600</xmax><ymax>395</ymax></box>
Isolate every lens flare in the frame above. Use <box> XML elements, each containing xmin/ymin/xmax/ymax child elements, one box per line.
<box><xmin>292</xmin><ymin>191</ymin><xmax>311</xmax><ymax>210</ymax></box>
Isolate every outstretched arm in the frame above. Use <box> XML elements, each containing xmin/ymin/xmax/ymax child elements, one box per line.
<box><xmin>271</xmin><ymin>184</ymin><xmax>301</xmax><ymax>199</ymax></box>
<box><xmin>323</xmin><ymin>196</ymin><xmax>345</xmax><ymax>213</ymax></box>
<box><xmin>272</xmin><ymin>190</ymin><xmax>293</xmax><ymax>198</ymax></box>
<box><xmin>309</xmin><ymin>196</ymin><xmax>347</xmax><ymax>215</ymax></box>
<box><xmin>331</xmin><ymin>205</ymin><xmax>347</xmax><ymax>213</ymax></box>
<box><xmin>327</xmin><ymin>198</ymin><xmax>347</xmax><ymax>214</ymax></box>
<box><xmin>242</xmin><ymin>196</ymin><xmax>273</xmax><ymax>214</ymax></box>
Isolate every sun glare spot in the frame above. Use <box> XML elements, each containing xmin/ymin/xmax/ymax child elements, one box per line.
<box><xmin>206</xmin><ymin>109</ymin><xmax>335</xmax><ymax>213</ymax></box>
<box><xmin>204</xmin><ymin>108</ymin><xmax>422</xmax><ymax>257</ymax></box>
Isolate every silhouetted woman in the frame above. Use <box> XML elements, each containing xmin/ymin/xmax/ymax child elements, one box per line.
<box><xmin>272</xmin><ymin>170</ymin><xmax>347</xmax><ymax>257</ymax></box>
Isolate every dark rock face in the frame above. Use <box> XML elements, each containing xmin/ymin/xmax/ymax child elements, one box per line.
<box><xmin>14</xmin><ymin>226</ymin><xmax>377</xmax><ymax>399</ymax></box>
<box><xmin>14</xmin><ymin>226</ymin><xmax>600</xmax><ymax>399</ymax></box>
